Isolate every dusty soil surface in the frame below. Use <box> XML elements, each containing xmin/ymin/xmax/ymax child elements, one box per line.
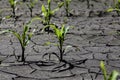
<box><xmin>0</xmin><ymin>0</ymin><xmax>120</xmax><ymax>80</ymax></box>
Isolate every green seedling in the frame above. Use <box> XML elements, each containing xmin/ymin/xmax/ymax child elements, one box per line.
<box><xmin>107</xmin><ymin>0</ymin><xmax>120</xmax><ymax>16</ymax></box>
<box><xmin>0</xmin><ymin>18</ymin><xmax>38</xmax><ymax>62</ymax></box>
<box><xmin>40</xmin><ymin>0</ymin><xmax>64</xmax><ymax>32</ymax></box>
<box><xmin>43</xmin><ymin>24</ymin><xmax>70</xmax><ymax>62</ymax></box>
<box><xmin>100</xmin><ymin>61</ymin><xmax>119</xmax><ymax>80</ymax></box>
<box><xmin>26</xmin><ymin>0</ymin><xmax>38</xmax><ymax>17</ymax></box>
<box><xmin>9</xmin><ymin>0</ymin><xmax>18</xmax><ymax>18</ymax></box>
<box><xmin>63</xmin><ymin>0</ymin><xmax>72</xmax><ymax>16</ymax></box>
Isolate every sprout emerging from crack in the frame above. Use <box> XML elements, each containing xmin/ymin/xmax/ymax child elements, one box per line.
<box><xmin>0</xmin><ymin>18</ymin><xmax>39</xmax><ymax>62</ymax></box>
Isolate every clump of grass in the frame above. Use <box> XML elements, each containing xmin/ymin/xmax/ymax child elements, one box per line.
<box><xmin>100</xmin><ymin>61</ymin><xmax>119</xmax><ymax>80</ymax></box>
<box><xmin>26</xmin><ymin>0</ymin><xmax>38</xmax><ymax>17</ymax></box>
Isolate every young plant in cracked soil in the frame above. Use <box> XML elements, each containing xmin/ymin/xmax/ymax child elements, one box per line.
<box><xmin>100</xmin><ymin>61</ymin><xmax>119</xmax><ymax>80</ymax></box>
<box><xmin>63</xmin><ymin>0</ymin><xmax>72</xmax><ymax>16</ymax></box>
<box><xmin>0</xmin><ymin>18</ymin><xmax>37</xmax><ymax>62</ymax></box>
<box><xmin>107</xmin><ymin>0</ymin><xmax>120</xmax><ymax>16</ymax></box>
<box><xmin>8</xmin><ymin>0</ymin><xmax>22</xmax><ymax>25</ymax></box>
<box><xmin>9</xmin><ymin>0</ymin><xmax>18</xmax><ymax>18</ymax></box>
<box><xmin>40</xmin><ymin>0</ymin><xmax>64</xmax><ymax>32</ymax></box>
<box><xmin>43</xmin><ymin>24</ymin><xmax>70</xmax><ymax>61</ymax></box>
<box><xmin>26</xmin><ymin>0</ymin><xmax>38</xmax><ymax>17</ymax></box>
<box><xmin>42</xmin><ymin>24</ymin><xmax>79</xmax><ymax>72</ymax></box>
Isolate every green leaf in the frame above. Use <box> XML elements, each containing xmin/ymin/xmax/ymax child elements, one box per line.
<box><xmin>9</xmin><ymin>0</ymin><xmax>14</xmax><ymax>6</ymax></box>
<box><xmin>48</xmin><ymin>0</ymin><xmax>51</xmax><ymax>5</ymax></box>
<box><xmin>4</xmin><ymin>15</ymin><xmax>11</xmax><ymax>19</ymax></box>
<box><xmin>107</xmin><ymin>8</ymin><xmax>114</xmax><ymax>12</ymax></box>
<box><xmin>58</xmin><ymin>2</ymin><xmax>64</xmax><ymax>8</ymax></box>
<box><xmin>43</xmin><ymin>41</ymin><xmax>58</xmax><ymax>46</ymax></box>
<box><xmin>60</xmin><ymin>25</ymin><xmax>65</xmax><ymax>36</ymax></box>
<box><xmin>22</xmin><ymin>26</ymin><xmax>28</xmax><ymax>40</ymax></box>
<box><xmin>100</xmin><ymin>61</ymin><xmax>108</xmax><ymax>80</ymax></box>
<box><xmin>44</xmin><ymin>41</ymin><xmax>51</xmax><ymax>46</ymax></box>
<box><xmin>66</xmin><ymin>0</ymin><xmax>71</xmax><ymax>5</ymax></box>
<box><xmin>28</xmin><ymin>33</ymin><xmax>33</xmax><ymax>40</ymax></box>
<box><xmin>51</xmin><ymin>2</ymin><xmax>64</xmax><ymax>15</ymax></box>
<box><xmin>108</xmin><ymin>70</ymin><xmax>119</xmax><ymax>80</ymax></box>
<box><xmin>63</xmin><ymin>45</ymin><xmax>72</xmax><ymax>54</ymax></box>
<box><xmin>27</xmin><ymin>29</ymin><xmax>35</xmax><ymax>41</ymax></box>
<box><xmin>64</xmin><ymin>26</ymin><xmax>69</xmax><ymax>35</ymax></box>
<box><xmin>31</xmin><ymin>16</ymin><xmax>44</xmax><ymax>23</ymax></box>
<box><xmin>51</xmin><ymin>8</ymin><xmax>59</xmax><ymax>15</ymax></box>
<box><xmin>42</xmin><ymin>5</ymin><xmax>47</xmax><ymax>16</ymax></box>
<box><xmin>12</xmin><ymin>33</ymin><xmax>22</xmax><ymax>46</ymax></box>
<box><xmin>8</xmin><ymin>30</ymin><xmax>23</xmax><ymax>47</ymax></box>
<box><xmin>118</xmin><ymin>0</ymin><xmax>120</xmax><ymax>3</ymax></box>
<box><xmin>0</xmin><ymin>30</ymin><xmax>10</xmax><ymax>34</ymax></box>
<box><xmin>55</xmin><ymin>27</ymin><xmax>61</xmax><ymax>39</ymax></box>
<box><xmin>9</xmin><ymin>0</ymin><xmax>17</xmax><ymax>7</ymax></box>
<box><xmin>24</xmin><ymin>25</ymin><xmax>29</xmax><ymax>33</ymax></box>
<box><xmin>114</xmin><ymin>8</ymin><xmax>120</xmax><ymax>12</ymax></box>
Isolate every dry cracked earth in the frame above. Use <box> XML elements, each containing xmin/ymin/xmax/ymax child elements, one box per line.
<box><xmin>0</xmin><ymin>0</ymin><xmax>120</xmax><ymax>80</ymax></box>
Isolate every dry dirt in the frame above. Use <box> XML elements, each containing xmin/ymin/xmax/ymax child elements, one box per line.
<box><xmin>0</xmin><ymin>0</ymin><xmax>120</xmax><ymax>80</ymax></box>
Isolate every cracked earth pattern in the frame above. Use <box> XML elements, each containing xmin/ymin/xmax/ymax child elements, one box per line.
<box><xmin>0</xmin><ymin>0</ymin><xmax>120</xmax><ymax>80</ymax></box>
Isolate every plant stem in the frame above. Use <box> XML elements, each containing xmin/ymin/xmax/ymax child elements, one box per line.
<box><xmin>13</xmin><ymin>6</ymin><xmax>15</xmax><ymax>18</ymax></box>
<box><xmin>44</xmin><ymin>16</ymin><xmax>51</xmax><ymax>32</ymax></box>
<box><xmin>21</xmin><ymin>47</ymin><xmax>25</xmax><ymax>62</ymax></box>
<box><xmin>117</xmin><ymin>11</ymin><xmax>120</xmax><ymax>16</ymax></box>
<box><xmin>59</xmin><ymin>39</ymin><xmax>63</xmax><ymax>61</ymax></box>
<box><xmin>64</xmin><ymin>0</ymin><xmax>69</xmax><ymax>16</ymax></box>
<box><xmin>30</xmin><ymin>8</ymin><xmax>33</xmax><ymax>17</ymax></box>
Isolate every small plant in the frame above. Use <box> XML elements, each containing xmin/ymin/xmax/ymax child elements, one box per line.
<box><xmin>107</xmin><ymin>0</ymin><xmax>120</xmax><ymax>16</ymax></box>
<box><xmin>63</xmin><ymin>0</ymin><xmax>72</xmax><ymax>16</ymax></box>
<box><xmin>100</xmin><ymin>61</ymin><xmax>119</xmax><ymax>80</ymax></box>
<box><xmin>40</xmin><ymin>0</ymin><xmax>64</xmax><ymax>32</ymax></box>
<box><xmin>9</xmin><ymin>0</ymin><xmax>18</xmax><ymax>18</ymax></box>
<box><xmin>26</xmin><ymin>0</ymin><xmax>38</xmax><ymax>17</ymax></box>
<box><xmin>43</xmin><ymin>24</ymin><xmax>70</xmax><ymax>62</ymax></box>
<box><xmin>0</xmin><ymin>18</ymin><xmax>37</xmax><ymax>62</ymax></box>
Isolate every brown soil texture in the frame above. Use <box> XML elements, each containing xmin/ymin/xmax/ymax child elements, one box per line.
<box><xmin>0</xmin><ymin>0</ymin><xmax>120</xmax><ymax>80</ymax></box>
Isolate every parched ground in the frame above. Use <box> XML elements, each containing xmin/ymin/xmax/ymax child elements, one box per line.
<box><xmin>0</xmin><ymin>0</ymin><xmax>120</xmax><ymax>80</ymax></box>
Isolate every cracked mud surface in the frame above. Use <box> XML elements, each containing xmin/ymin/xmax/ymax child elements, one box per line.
<box><xmin>0</xmin><ymin>0</ymin><xmax>120</xmax><ymax>80</ymax></box>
